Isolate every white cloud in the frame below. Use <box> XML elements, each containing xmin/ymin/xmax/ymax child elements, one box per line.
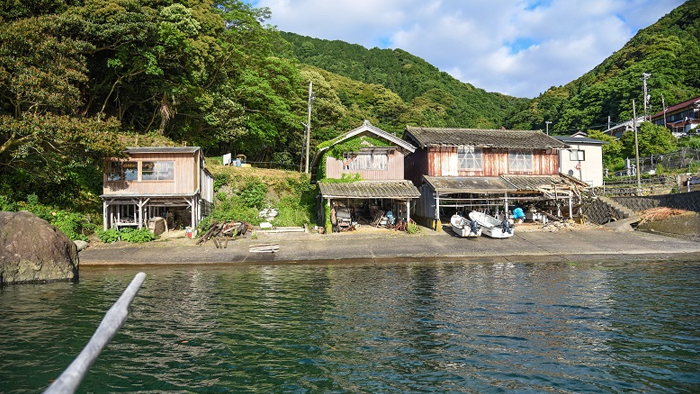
<box><xmin>251</xmin><ymin>0</ymin><xmax>686</xmax><ymax>98</ymax></box>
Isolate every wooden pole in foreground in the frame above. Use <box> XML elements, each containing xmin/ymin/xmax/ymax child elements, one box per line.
<box><xmin>43</xmin><ymin>272</ymin><xmax>147</xmax><ymax>394</ymax></box>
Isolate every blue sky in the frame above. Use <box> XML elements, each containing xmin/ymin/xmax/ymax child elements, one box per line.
<box><xmin>246</xmin><ymin>0</ymin><xmax>686</xmax><ymax>98</ymax></box>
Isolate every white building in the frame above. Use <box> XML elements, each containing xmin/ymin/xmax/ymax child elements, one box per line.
<box><xmin>555</xmin><ymin>134</ymin><xmax>606</xmax><ymax>187</ymax></box>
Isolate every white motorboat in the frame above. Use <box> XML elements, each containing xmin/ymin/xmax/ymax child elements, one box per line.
<box><xmin>468</xmin><ymin>211</ymin><xmax>514</xmax><ymax>239</ymax></box>
<box><xmin>450</xmin><ymin>214</ymin><xmax>482</xmax><ymax>238</ymax></box>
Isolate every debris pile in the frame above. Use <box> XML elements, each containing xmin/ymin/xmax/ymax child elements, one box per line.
<box><xmin>541</xmin><ymin>220</ymin><xmax>576</xmax><ymax>232</ymax></box>
<box><xmin>197</xmin><ymin>221</ymin><xmax>250</xmax><ymax>247</ymax></box>
<box><xmin>640</xmin><ymin>207</ymin><xmax>691</xmax><ymax>223</ymax></box>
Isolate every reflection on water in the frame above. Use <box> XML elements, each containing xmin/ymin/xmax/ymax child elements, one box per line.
<box><xmin>1</xmin><ymin>261</ymin><xmax>699</xmax><ymax>393</ymax></box>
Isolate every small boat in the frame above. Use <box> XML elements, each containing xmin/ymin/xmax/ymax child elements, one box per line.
<box><xmin>468</xmin><ymin>211</ymin><xmax>514</xmax><ymax>239</ymax></box>
<box><xmin>450</xmin><ymin>214</ymin><xmax>482</xmax><ymax>238</ymax></box>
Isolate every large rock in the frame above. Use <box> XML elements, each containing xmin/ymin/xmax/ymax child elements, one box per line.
<box><xmin>0</xmin><ymin>211</ymin><xmax>79</xmax><ymax>285</ymax></box>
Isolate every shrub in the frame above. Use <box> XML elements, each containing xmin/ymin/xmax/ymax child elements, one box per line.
<box><xmin>119</xmin><ymin>228</ymin><xmax>155</xmax><ymax>243</ymax></box>
<box><xmin>96</xmin><ymin>229</ymin><xmax>121</xmax><ymax>243</ymax></box>
<box><xmin>0</xmin><ymin>195</ymin><xmax>16</xmax><ymax>211</ymax></box>
<box><xmin>240</xmin><ymin>181</ymin><xmax>267</xmax><ymax>209</ymax></box>
<box><xmin>406</xmin><ymin>221</ymin><xmax>421</xmax><ymax>235</ymax></box>
<box><xmin>95</xmin><ymin>228</ymin><xmax>155</xmax><ymax>243</ymax></box>
<box><xmin>52</xmin><ymin>211</ymin><xmax>91</xmax><ymax>241</ymax></box>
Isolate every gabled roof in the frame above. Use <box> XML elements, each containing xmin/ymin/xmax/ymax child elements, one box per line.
<box><xmin>125</xmin><ymin>147</ymin><xmax>200</xmax><ymax>154</ymax></box>
<box><xmin>318</xmin><ymin>180</ymin><xmax>420</xmax><ymax>199</ymax></box>
<box><xmin>651</xmin><ymin>96</ymin><xmax>700</xmax><ymax>119</ymax></box>
<box><xmin>404</xmin><ymin>127</ymin><xmax>568</xmax><ymax>150</ymax></box>
<box><xmin>320</xmin><ymin>120</ymin><xmax>416</xmax><ymax>153</ymax></box>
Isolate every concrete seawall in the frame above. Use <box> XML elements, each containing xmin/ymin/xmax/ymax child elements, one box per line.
<box><xmin>80</xmin><ymin>226</ymin><xmax>700</xmax><ymax>266</ymax></box>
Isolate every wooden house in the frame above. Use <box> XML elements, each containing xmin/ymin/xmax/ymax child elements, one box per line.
<box><xmin>651</xmin><ymin>95</ymin><xmax>700</xmax><ymax>136</ymax></box>
<box><xmin>311</xmin><ymin>120</ymin><xmax>420</xmax><ymax>228</ymax></box>
<box><xmin>101</xmin><ymin>147</ymin><xmax>214</xmax><ymax>231</ymax></box>
<box><xmin>402</xmin><ymin>127</ymin><xmax>585</xmax><ymax>229</ymax></box>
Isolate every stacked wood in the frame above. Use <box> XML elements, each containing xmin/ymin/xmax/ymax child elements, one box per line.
<box><xmin>196</xmin><ymin>221</ymin><xmax>250</xmax><ymax>246</ymax></box>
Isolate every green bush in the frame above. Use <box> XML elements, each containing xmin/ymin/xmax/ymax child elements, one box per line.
<box><xmin>213</xmin><ymin>173</ymin><xmax>229</xmax><ymax>191</ymax></box>
<box><xmin>0</xmin><ymin>195</ymin><xmax>16</xmax><ymax>211</ymax></box>
<box><xmin>52</xmin><ymin>211</ymin><xmax>92</xmax><ymax>241</ymax></box>
<box><xmin>95</xmin><ymin>228</ymin><xmax>155</xmax><ymax>243</ymax></box>
<box><xmin>240</xmin><ymin>181</ymin><xmax>268</xmax><ymax>209</ymax></box>
<box><xmin>119</xmin><ymin>228</ymin><xmax>155</xmax><ymax>243</ymax></box>
<box><xmin>406</xmin><ymin>221</ymin><xmax>421</xmax><ymax>235</ymax></box>
<box><xmin>96</xmin><ymin>229</ymin><xmax>121</xmax><ymax>243</ymax></box>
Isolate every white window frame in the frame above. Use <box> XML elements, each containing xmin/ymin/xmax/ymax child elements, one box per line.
<box><xmin>508</xmin><ymin>150</ymin><xmax>533</xmax><ymax>172</ymax></box>
<box><xmin>569</xmin><ymin>149</ymin><xmax>585</xmax><ymax>161</ymax></box>
<box><xmin>458</xmin><ymin>146</ymin><xmax>483</xmax><ymax>170</ymax></box>
<box><xmin>343</xmin><ymin>151</ymin><xmax>388</xmax><ymax>171</ymax></box>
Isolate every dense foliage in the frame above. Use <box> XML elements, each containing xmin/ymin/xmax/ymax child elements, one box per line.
<box><xmin>0</xmin><ymin>0</ymin><xmax>308</xmax><ymax>209</ymax></box>
<box><xmin>0</xmin><ymin>0</ymin><xmax>697</xmax><ymax>229</ymax></box>
<box><xmin>507</xmin><ymin>0</ymin><xmax>700</xmax><ymax>133</ymax></box>
<box><xmin>280</xmin><ymin>32</ymin><xmax>527</xmax><ymax>131</ymax></box>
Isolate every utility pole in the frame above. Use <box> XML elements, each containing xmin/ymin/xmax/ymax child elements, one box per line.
<box><xmin>632</xmin><ymin>99</ymin><xmax>641</xmax><ymax>194</ymax></box>
<box><xmin>545</xmin><ymin>121</ymin><xmax>552</xmax><ymax>135</ymax></box>
<box><xmin>305</xmin><ymin>80</ymin><xmax>313</xmax><ymax>174</ymax></box>
<box><xmin>641</xmin><ymin>72</ymin><xmax>651</xmax><ymax>121</ymax></box>
<box><xmin>661</xmin><ymin>93</ymin><xmax>667</xmax><ymax>127</ymax></box>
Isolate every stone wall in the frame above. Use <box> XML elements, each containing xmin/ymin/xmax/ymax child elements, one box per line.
<box><xmin>583</xmin><ymin>196</ymin><xmax>633</xmax><ymax>225</ymax></box>
<box><xmin>613</xmin><ymin>191</ymin><xmax>700</xmax><ymax>213</ymax></box>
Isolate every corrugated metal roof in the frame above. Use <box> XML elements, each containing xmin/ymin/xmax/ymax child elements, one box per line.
<box><xmin>424</xmin><ymin>175</ymin><xmax>578</xmax><ymax>194</ymax></box>
<box><xmin>125</xmin><ymin>147</ymin><xmax>200</xmax><ymax>154</ymax></box>
<box><xmin>423</xmin><ymin>176</ymin><xmax>515</xmax><ymax>193</ymax></box>
<box><xmin>500</xmin><ymin>175</ymin><xmax>570</xmax><ymax>191</ymax></box>
<box><xmin>318</xmin><ymin>180</ymin><xmax>420</xmax><ymax>199</ymax></box>
<box><xmin>554</xmin><ymin>136</ymin><xmax>606</xmax><ymax>145</ymax></box>
<box><xmin>404</xmin><ymin>127</ymin><xmax>568</xmax><ymax>150</ymax></box>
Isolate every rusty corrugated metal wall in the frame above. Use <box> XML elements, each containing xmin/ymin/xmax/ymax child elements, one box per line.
<box><xmin>425</xmin><ymin>147</ymin><xmax>559</xmax><ymax>177</ymax></box>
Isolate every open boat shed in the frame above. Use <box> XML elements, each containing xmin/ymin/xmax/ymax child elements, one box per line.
<box><xmin>416</xmin><ymin>174</ymin><xmax>587</xmax><ymax>230</ymax></box>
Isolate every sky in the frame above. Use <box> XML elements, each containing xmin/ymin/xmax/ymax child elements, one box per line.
<box><xmin>245</xmin><ymin>0</ymin><xmax>686</xmax><ymax>98</ymax></box>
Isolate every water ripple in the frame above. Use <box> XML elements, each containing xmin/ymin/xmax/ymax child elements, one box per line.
<box><xmin>1</xmin><ymin>261</ymin><xmax>699</xmax><ymax>393</ymax></box>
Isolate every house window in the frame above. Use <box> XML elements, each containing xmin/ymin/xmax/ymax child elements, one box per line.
<box><xmin>458</xmin><ymin>146</ymin><xmax>483</xmax><ymax>170</ymax></box>
<box><xmin>343</xmin><ymin>152</ymin><xmax>388</xmax><ymax>170</ymax></box>
<box><xmin>508</xmin><ymin>150</ymin><xmax>533</xmax><ymax>172</ymax></box>
<box><xmin>107</xmin><ymin>161</ymin><xmax>137</xmax><ymax>181</ymax></box>
<box><xmin>142</xmin><ymin>161</ymin><xmax>175</xmax><ymax>181</ymax></box>
<box><xmin>569</xmin><ymin>149</ymin><xmax>585</xmax><ymax>161</ymax></box>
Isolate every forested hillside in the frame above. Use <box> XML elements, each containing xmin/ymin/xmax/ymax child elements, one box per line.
<box><xmin>0</xmin><ymin>0</ymin><xmax>310</xmax><ymax>207</ymax></box>
<box><xmin>507</xmin><ymin>0</ymin><xmax>700</xmax><ymax>133</ymax></box>
<box><xmin>280</xmin><ymin>32</ymin><xmax>527</xmax><ymax>130</ymax></box>
<box><xmin>1</xmin><ymin>0</ymin><xmax>697</xmax><ymax>216</ymax></box>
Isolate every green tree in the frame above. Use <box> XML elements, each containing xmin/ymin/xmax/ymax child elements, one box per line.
<box><xmin>620</xmin><ymin>122</ymin><xmax>677</xmax><ymax>158</ymax></box>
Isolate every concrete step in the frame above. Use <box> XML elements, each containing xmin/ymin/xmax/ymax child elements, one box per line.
<box><xmin>598</xmin><ymin>196</ymin><xmax>636</xmax><ymax>218</ymax></box>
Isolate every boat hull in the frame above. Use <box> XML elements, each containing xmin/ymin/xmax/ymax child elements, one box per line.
<box><xmin>450</xmin><ymin>215</ymin><xmax>481</xmax><ymax>238</ymax></box>
<box><xmin>468</xmin><ymin>211</ymin><xmax>514</xmax><ymax>239</ymax></box>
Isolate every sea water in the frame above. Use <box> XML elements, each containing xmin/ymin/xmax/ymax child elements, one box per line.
<box><xmin>1</xmin><ymin>260</ymin><xmax>699</xmax><ymax>393</ymax></box>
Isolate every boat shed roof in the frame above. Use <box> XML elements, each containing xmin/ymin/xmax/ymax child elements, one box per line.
<box><xmin>318</xmin><ymin>180</ymin><xmax>420</xmax><ymax>199</ymax></box>
<box><xmin>404</xmin><ymin>127</ymin><xmax>568</xmax><ymax>150</ymax></box>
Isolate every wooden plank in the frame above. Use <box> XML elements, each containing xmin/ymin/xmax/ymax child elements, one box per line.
<box><xmin>249</xmin><ymin>244</ymin><xmax>280</xmax><ymax>253</ymax></box>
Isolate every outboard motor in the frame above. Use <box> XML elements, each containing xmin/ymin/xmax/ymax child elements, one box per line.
<box><xmin>501</xmin><ymin>219</ymin><xmax>512</xmax><ymax>234</ymax></box>
<box><xmin>469</xmin><ymin>219</ymin><xmax>479</xmax><ymax>235</ymax></box>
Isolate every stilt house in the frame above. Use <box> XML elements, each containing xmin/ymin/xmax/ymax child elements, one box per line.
<box><xmin>101</xmin><ymin>147</ymin><xmax>214</xmax><ymax>231</ymax></box>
